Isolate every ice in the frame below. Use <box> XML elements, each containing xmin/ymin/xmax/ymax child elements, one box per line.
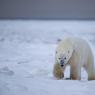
<box><xmin>0</xmin><ymin>20</ymin><xmax>95</xmax><ymax>95</ymax></box>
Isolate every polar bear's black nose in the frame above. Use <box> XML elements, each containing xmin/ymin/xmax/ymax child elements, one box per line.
<box><xmin>60</xmin><ymin>59</ymin><xmax>64</xmax><ymax>67</ymax></box>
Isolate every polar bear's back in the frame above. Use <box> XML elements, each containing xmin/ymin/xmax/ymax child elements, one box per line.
<box><xmin>66</xmin><ymin>37</ymin><xmax>93</xmax><ymax>65</ymax></box>
<box><xmin>64</xmin><ymin>37</ymin><xmax>92</xmax><ymax>54</ymax></box>
<box><xmin>62</xmin><ymin>37</ymin><xmax>91</xmax><ymax>50</ymax></box>
<box><xmin>70</xmin><ymin>37</ymin><xmax>92</xmax><ymax>52</ymax></box>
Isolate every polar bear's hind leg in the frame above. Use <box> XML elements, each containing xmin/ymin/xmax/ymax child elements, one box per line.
<box><xmin>84</xmin><ymin>53</ymin><xmax>95</xmax><ymax>80</ymax></box>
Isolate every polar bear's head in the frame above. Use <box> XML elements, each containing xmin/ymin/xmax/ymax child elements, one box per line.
<box><xmin>55</xmin><ymin>42</ymin><xmax>73</xmax><ymax>67</ymax></box>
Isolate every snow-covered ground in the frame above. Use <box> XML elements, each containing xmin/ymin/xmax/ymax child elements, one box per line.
<box><xmin>0</xmin><ymin>20</ymin><xmax>95</xmax><ymax>95</ymax></box>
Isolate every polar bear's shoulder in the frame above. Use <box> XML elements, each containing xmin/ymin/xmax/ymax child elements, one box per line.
<box><xmin>59</xmin><ymin>37</ymin><xmax>89</xmax><ymax>46</ymax></box>
<box><xmin>57</xmin><ymin>37</ymin><xmax>74</xmax><ymax>48</ymax></box>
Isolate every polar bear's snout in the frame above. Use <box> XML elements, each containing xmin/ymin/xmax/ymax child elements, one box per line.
<box><xmin>59</xmin><ymin>55</ymin><xmax>67</xmax><ymax>67</ymax></box>
<box><xmin>60</xmin><ymin>59</ymin><xmax>65</xmax><ymax>67</ymax></box>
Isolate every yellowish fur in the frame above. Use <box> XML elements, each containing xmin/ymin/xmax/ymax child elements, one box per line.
<box><xmin>53</xmin><ymin>63</ymin><xmax>64</xmax><ymax>79</ymax></box>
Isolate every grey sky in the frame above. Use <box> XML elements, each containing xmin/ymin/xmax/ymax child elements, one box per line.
<box><xmin>0</xmin><ymin>0</ymin><xmax>95</xmax><ymax>19</ymax></box>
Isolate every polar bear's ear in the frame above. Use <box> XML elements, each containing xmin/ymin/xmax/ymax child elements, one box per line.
<box><xmin>56</xmin><ymin>38</ymin><xmax>62</xmax><ymax>44</ymax></box>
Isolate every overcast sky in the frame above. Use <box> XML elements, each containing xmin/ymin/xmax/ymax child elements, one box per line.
<box><xmin>0</xmin><ymin>0</ymin><xmax>95</xmax><ymax>19</ymax></box>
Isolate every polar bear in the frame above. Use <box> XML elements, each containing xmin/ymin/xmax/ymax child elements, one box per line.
<box><xmin>53</xmin><ymin>37</ymin><xmax>95</xmax><ymax>80</ymax></box>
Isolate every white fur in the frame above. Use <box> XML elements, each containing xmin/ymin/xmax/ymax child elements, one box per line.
<box><xmin>55</xmin><ymin>37</ymin><xmax>95</xmax><ymax>80</ymax></box>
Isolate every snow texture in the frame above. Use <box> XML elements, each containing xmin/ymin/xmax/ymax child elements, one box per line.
<box><xmin>0</xmin><ymin>20</ymin><xmax>95</xmax><ymax>95</ymax></box>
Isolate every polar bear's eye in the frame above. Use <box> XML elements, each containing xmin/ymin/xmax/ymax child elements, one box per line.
<box><xmin>68</xmin><ymin>50</ymin><xmax>70</xmax><ymax>53</ymax></box>
<box><xmin>58</xmin><ymin>58</ymin><xmax>61</xmax><ymax>60</ymax></box>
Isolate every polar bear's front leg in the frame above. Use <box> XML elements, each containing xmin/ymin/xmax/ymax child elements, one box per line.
<box><xmin>68</xmin><ymin>51</ymin><xmax>81</xmax><ymax>80</ymax></box>
<box><xmin>70</xmin><ymin>63</ymin><xmax>81</xmax><ymax>80</ymax></box>
<box><xmin>53</xmin><ymin>63</ymin><xmax>64</xmax><ymax>79</ymax></box>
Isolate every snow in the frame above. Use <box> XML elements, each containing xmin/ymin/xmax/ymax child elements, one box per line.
<box><xmin>0</xmin><ymin>20</ymin><xmax>95</xmax><ymax>95</ymax></box>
